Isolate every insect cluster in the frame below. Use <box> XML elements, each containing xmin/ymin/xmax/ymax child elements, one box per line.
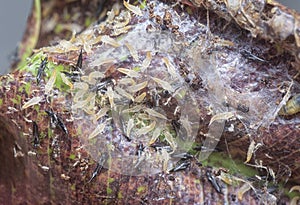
<box><xmin>28</xmin><ymin>0</ymin><xmax>300</xmax><ymax>182</ymax></box>
<box><xmin>27</xmin><ymin>57</ymin><xmax>71</xmax><ymax>152</ymax></box>
<box><xmin>66</xmin><ymin>1</ymin><xmax>211</xmax><ymax>176</ymax></box>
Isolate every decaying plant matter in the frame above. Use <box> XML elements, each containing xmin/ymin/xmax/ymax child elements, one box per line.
<box><xmin>189</xmin><ymin>0</ymin><xmax>300</xmax><ymax>67</ymax></box>
<box><xmin>1</xmin><ymin>0</ymin><xmax>300</xmax><ymax>204</ymax></box>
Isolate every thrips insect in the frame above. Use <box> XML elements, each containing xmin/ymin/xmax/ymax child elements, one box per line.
<box><xmin>61</xmin><ymin>71</ymin><xmax>81</xmax><ymax>82</ymax></box>
<box><xmin>90</xmin><ymin>77</ymin><xmax>115</xmax><ymax>94</ymax></box>
<box><xmin>134</xmin><ymin>143</ymin><xmax>146</xmax><ymax>169</ymax></box>
<box><xmin>73</xmin><ymin>48</ymin><xmax>83</xmax><ymax>73</ymax></box>
<box><xmin>171</xmin><ymin>152</ymin><xmax>193</xmax><ymax>160</ymax></box>
<box><xmin>36</xmin><ymin>57</ymin><xmax>48</xmax><ymax>85</ymax></box>
<box><xmin>62</xmin><ymin>49</ymin><xmax>83</xmax><ymax>82</ymax></box>
<box><xmin>150</xmin><ymin>143</ymin><xmax>172</xmax><ymax>152</ymax></box>
<box><xmin>240</xmin><ymin>49</ymin><xmax>266</xmax><ymax>62</ymax></box>
<box><xmin>87</xmin><ymin>152</ymin><xmax>108</xmax><ymax>183</ymax></box>
<box><xmin>32</xmin><ymin>121</ymin><xmax>40</xmax><ymax>147</ymax></box>
<box><xmin>136</xmin><ymin>143</ymin><xmax>145</xmax><ymax>157</ymax></box>
<box><xmin>206</xmin><ymin>170</ymin><xmax>222</xmax><ymax>193</ymax></box>
<box><xmin>45</xmin><ymin>109</ymin><xmax>58</xmax><ymax>127</ymax></box>
<box><xmin>237</xmin><ymin>103</ymin><xmax>249</xmax><ymax>113</ymax></box>
<box><xmin>169</xmin><ymin>160</ymin><xmax>190</xmax><ymax>172</ymax></box>
<box><xmin>57</xmin><ymin>116</ymin><xmax>68</xmax><ymax>135</ymax></box>
<box><xmin>45</xmin><ymin>109</ymin><xmax>68</xmax><ymax>135</ymax></box>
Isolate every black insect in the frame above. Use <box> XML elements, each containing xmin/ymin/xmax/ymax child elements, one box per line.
<box><xmin>237</xmin><ymin>103</ymin><xmax>249</xmax><ymax>113</ymax></box>
<box><xmin>240</xmin><ymin>49</ymin><xmax>266</xmax><ymax>62</ymax></box>
<box><xmin>45</xmin><ymin>109</ymin><xmax>58</xmax><ymax>126</ymax></box>
<box><xmin>171</xmin><ymin>119</ymin><xmax>190</xmax><ymax>140</ymax></box>
<box><xmin>45</xmin><ymin>109</ymin><xmax>68</xmax><ymax>135</ymax></box>
<box><xmin>111</xmin><ymin>110</ymin><xmax>132</xmax><ymax>142</ymax></box>
<box><xmin>73</xmin><ymin>48</ymin><xmax>83</xmax><ymax>73</ymax></box>
<box><xmin>90</xmin><ymin>77</ymin><xmax>115</xmax><ymax>93</ymax></box>
<box><xmin>32</xmin><ymin>121</ymin><xmax>40</xmax><ymax>147</ymax></box>
<box><xmin>171</xmin><ymin>120</ymin><xmax>181</xmax><ymax>135</ymax></box>
<box><xmin>149</xmin><ymin>142</ymin><xmax>172</xmax><ymax>152</ymax></box>
<box><xmin>57</xmin><ymin>116</ymin><xmax>68</xmax><ymax>135</ymax></box>
<box><xmin>152</xmin><ymin>90</ymin><xmax>161</xmax><ymax>107</ymax></box>
<box><xmin>36</xmin><ymin>57</ymin><xmax>48</xmax><ymax>85</ymax></box>
<box><xmin>122</xmin><ymin>133</ymin><xmax>132</xmax><ymax>142</ymax></box>
<box><xmin>171</xmin><ymin>152</ymin><xmax>194</xmax><ymax>160</ymax></box>
<box><xmin>136</xmin><ymin>143</ymin><xmax>145</xmax><ymax>157</ymax></box>
<box><xmin>61</xmin><ymin>71</ymin><xmax>81</xmax><ymax>82</ymax></box>
<box><xmin>206</xmin><ymin>170</ymin><xmax>222</xmax><ymax>194</ymax></box>
<box><xmin>87</xmin><ymin>152</ymin><xmax>108</xmax><ymax>183</ymax></box>
<box><xmin>62</xmin><ymin>49</ymin><xmax>83</xmax><ymax>82</ymax></box>
<box><xmin>169</xmin><ymin>160</ymin><xmax>191</xmax><ymax>172</ymax></box>
<box><xmin>134</xmin><ymin>143</ymin><xmax>146</xmax><ymax>169</ymax></box>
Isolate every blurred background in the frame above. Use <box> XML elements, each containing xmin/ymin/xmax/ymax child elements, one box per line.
<box><xmin>0</xmin><ymin>1</ymin><xmax>31</xmax><ymax>74</ymax></box>
<box><xmin>0</xmin><ymin>0</ymin><xmax>299</xmax><ymax>75</ymax></box>
<box><xmin>280</xmin><ymin>0</ymin><xmax>300</xmax><ymax>11</ymax></box>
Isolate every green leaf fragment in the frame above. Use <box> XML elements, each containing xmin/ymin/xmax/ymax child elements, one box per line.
<box><xmin>107</xmin><ymin>187</ymin><xmax>113</xmax><ymax>195</ymax></box>
<box><xmin>85</xmin><ymin>17</ymin><xmax>92</xmax><ymax>27</ymax></box>
<box><xmin>70</xmin><ymin>184</ymin><xmax>76</xmax><ymax>191</ymax></box>
<box><xmin>69</xmin><ymin>154</ymin><xmax>76</xmax><ymax>160</ymax></box>
<box><xmin>108</xmin><ymin>177</ymin><xmax>114</xmax><ymax>183</ymax></box>
<box><xmin>117</xmin><ymin>191</ymin><xmax>123</xmax><ymax>199</ymax></box>
<box><xmin>54</xmin><ymin>24</ymin><xmax>64</xmax><ymax>34</ymax></box>
<box><xmin>137</xmin><ymin>186</ymin><xmax>146</xmax><ymax>193</ymax></box>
